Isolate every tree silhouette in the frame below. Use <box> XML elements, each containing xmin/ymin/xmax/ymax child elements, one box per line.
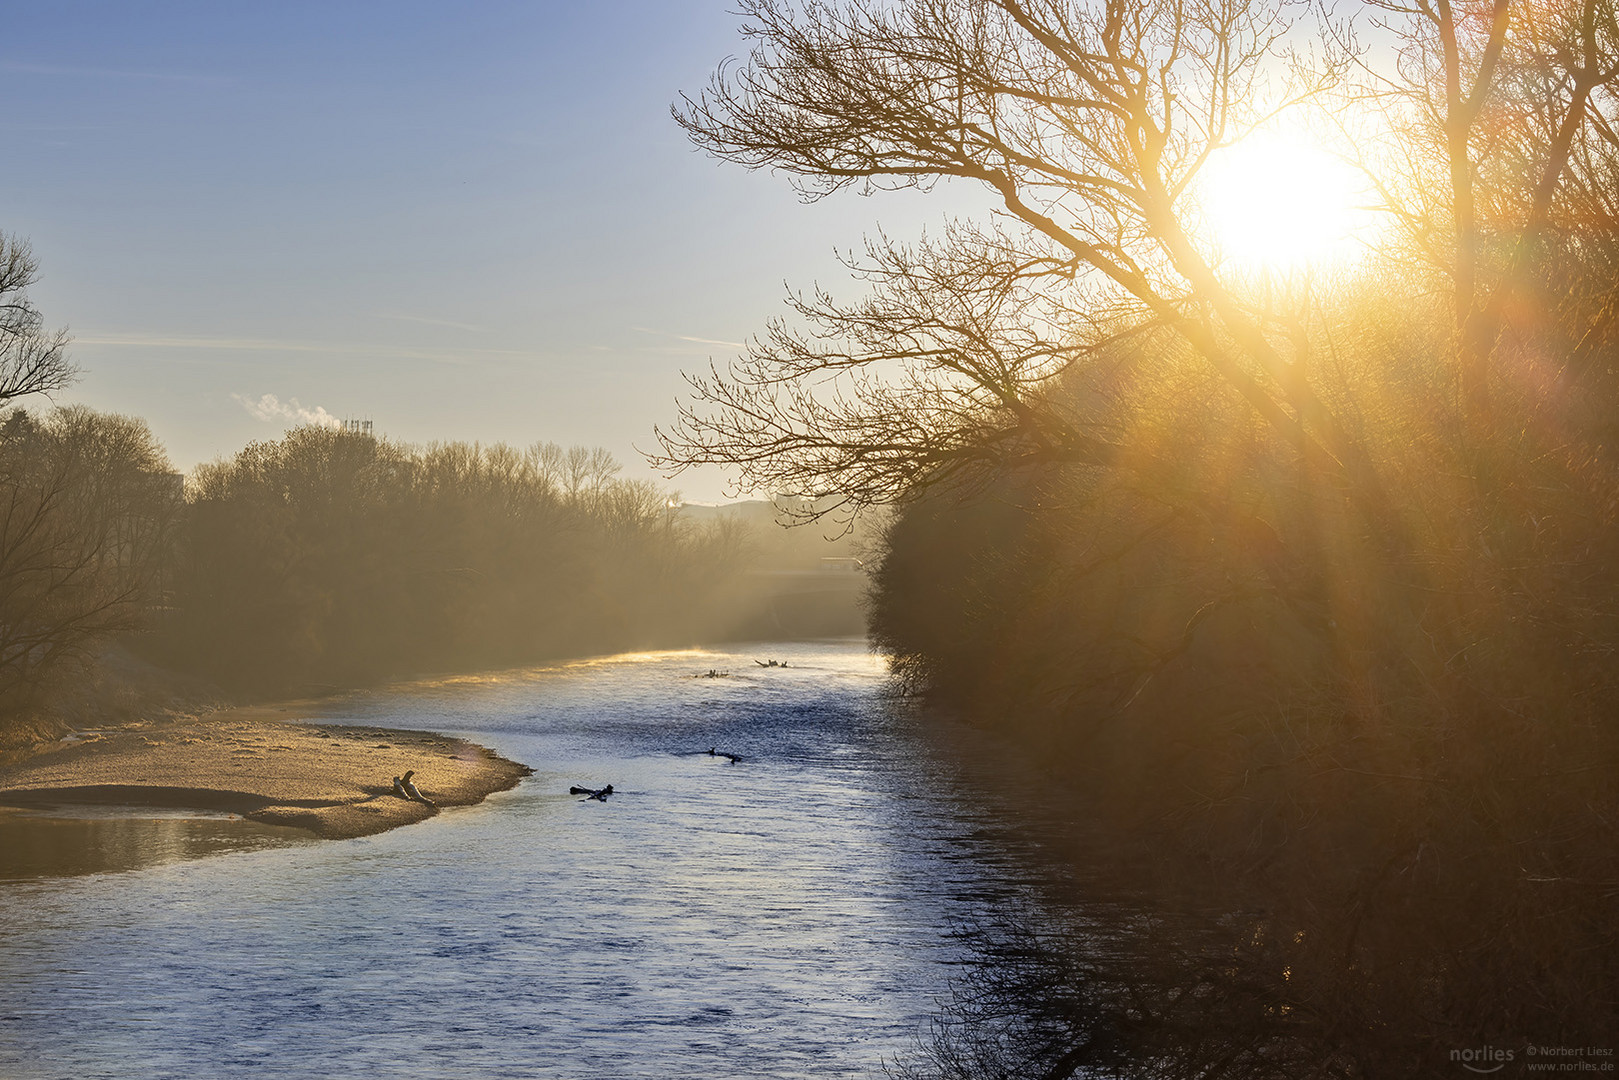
<box><xmin>652</xmin><ymin>0</ymin><xmax>1401</xmax><ymax>525</ymax></box>
<box><xmin>0</xmin><ymin>234</ymin><xmax>74</xmax><ymax>409</ymax></box>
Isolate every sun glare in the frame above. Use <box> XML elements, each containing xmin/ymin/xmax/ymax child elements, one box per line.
<box><xmin>1194</xmin><ymin>135</ymin><xmax>1377</xmax><ymax>273</ymax></box>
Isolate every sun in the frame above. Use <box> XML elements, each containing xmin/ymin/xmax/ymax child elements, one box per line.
<box><xmin>1193</xmin><ymin>134</ymin><xmax>1377</xmax><ymax>273</ymax></box>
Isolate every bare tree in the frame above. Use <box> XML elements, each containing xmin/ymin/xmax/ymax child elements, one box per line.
<box><xmin>0</xmin><ymin>233</ymin><xmax>75</xmax><ymax>408</ymax></box>
<box><xmin>651</xmin><ymin>0</ymin><xmax>1397</xmax><ymax>524</ymax></box>
<box><xmin>1358</xmin><ymin>0</ymin><xmax>1619</xmax><ymax>422</ymax></box>
<box><xmin>0</xmin><ymin>408</ymin><xmax>177</xmax><ymax>717</ymax></box>
<box><xmin>659</xmin><ymin>222</ymin><xmax>1125</xmax><ymax>518</ymax></box>
<box><xmin>562</xmin><ymin>444</ymin><xmax>622</xmax><ymax>509</ymax></box>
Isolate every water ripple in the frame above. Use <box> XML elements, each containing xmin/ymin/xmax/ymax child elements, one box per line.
<box><xmin>0</xmin><ymin>641</ymin><xmax>1073</xmax><ymax>1079</ymax></box>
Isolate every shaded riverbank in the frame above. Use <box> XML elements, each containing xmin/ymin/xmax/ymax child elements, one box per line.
<box><xmin>0</xmin><ymin>706</ymin><xmax>531</xmax><ymax>840</ymax></box>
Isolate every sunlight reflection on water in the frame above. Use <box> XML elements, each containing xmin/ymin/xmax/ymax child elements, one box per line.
<box><xmin>0</xmin><ymin>640</ymin><xmax>1065</xmax><ymax>1079</ymax></box>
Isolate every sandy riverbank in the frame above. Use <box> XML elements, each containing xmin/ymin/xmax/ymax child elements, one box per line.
<box><xmin>0</xmin><ymin>707</ymin><xmax>532</xmax><ymax>840</ymax></box>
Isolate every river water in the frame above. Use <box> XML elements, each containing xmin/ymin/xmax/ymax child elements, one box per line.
<box><xmin>0</xmin><ymin>640</ymin><xmax>1072</xmax><ymax>1079</ymax></box>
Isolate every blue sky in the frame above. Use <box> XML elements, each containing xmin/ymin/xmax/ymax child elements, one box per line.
<box><xmin>1</xmin><ymin>1</ymin><xmax>956</xmax><ymax>500</ymax></box>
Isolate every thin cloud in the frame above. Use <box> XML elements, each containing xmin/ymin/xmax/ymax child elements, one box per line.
<box><xmin>77</xmin><ymin>332</ymin><xmax>351</xmax><ymax>354</ymax></box>
<box><xmin>72</xmin><ymin>329</ymin><xmax>544</xmax><ymax>367</ymax></box>
<box><xmin>632</xmin><ymin>326</ymin><xmax>747</xmax><ymax>350</ymax></box>
<box><xmin>0</xmin><ymin>121</ymin><xmax>107</xmax><ymax>133</ymax></box>
<box><xmin>0</xmin><ymin>60</ymin><xmax>228</xmax><ymax>84</ymax></box>
<box><xmin>371</xmin><ymin>312</ymin><xmax>493</xmax><ymax>334</ymax></box>
<box><xmin>231</xmin><ymin>393</ymin><xmax>341</xmax><ymax>429</ymax></box>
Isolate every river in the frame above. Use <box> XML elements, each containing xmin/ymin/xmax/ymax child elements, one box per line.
<box><xmin>0</xmin><ymin>640</ymin><xmax>1073</xmax><ymax>1079</ymax></box>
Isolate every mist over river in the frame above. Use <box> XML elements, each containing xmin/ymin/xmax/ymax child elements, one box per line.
<box><xmin>0</xmin><ymin>640</ymin><xmax>1076</xmax><ymax>1079</ymax></box>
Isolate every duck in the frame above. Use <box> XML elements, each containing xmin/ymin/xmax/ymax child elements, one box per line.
<box><xmin>400</xmin><ymin>769</ymin><xmax>435</xmax><ymax>807</ymax></box>
<box><xmin>707</xmin><ymin>747</ymin><xmax>742</xmax><ymax>764</ymax></box>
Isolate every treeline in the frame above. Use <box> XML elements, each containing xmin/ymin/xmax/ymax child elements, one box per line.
<box><xmin>0</xmin><ymin>415</ymin><xmax>756</xmax><ymax>726</ymax></box>
<box><xmin>169</xmin><ymin>428</ymin><xmax>760</xmax><ymax>692</ymax></box>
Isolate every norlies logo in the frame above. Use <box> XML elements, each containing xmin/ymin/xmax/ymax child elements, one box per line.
<box><xmin>1453</xmin><ymin>1046</ymin><xmax>1516</xmax><ymax>1073</ymax></box>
